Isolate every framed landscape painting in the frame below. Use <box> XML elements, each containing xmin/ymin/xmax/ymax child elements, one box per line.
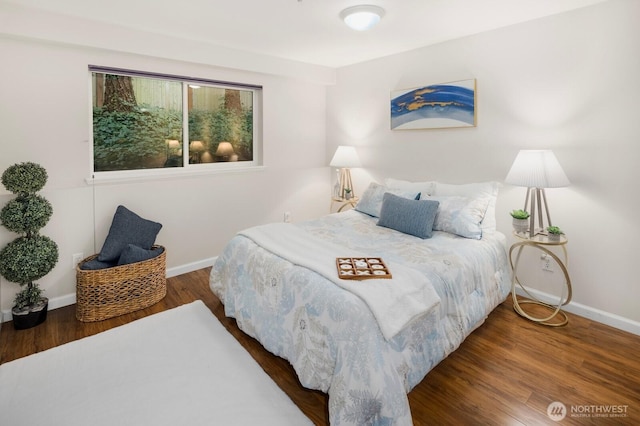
<box><xmin>390</xmin><ymin>79</ymin><xmax>477</xmax><ymax>130</ymax></box>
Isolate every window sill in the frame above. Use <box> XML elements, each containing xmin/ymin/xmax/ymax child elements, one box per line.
<box><xmin>85</xmin><ymin>164</ymin><xmax>266</xmax><ymax>185</ymax></box>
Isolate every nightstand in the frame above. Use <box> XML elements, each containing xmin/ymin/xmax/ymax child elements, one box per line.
<box><xmin>509</xmin><ymin>233</ymin><xmax>571</xmax><ymax>326</ymax></box>
<box><xmin>331</xmin><ymin>196</ymin><xmax>358</xmax><ymax>213</ymax></box>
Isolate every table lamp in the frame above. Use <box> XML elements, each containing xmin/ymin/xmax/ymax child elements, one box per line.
<box><xmin>505</xmin><ymin>149</ymin><xmax>570</xmax><ymax>238</ymax></box>
<box><xmin>330</xmin><ymin>146</ymin><xmax>361</xmax><ymax>199</ymax></box>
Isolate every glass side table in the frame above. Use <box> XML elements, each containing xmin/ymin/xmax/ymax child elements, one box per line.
<box><xmin>509</xmin><ymin>232</ymin><xmax>571</xmax><ymax>326</ymax></box>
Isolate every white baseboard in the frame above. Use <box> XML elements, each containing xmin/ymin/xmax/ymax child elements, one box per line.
<box><xmin>514</xmin><ymin>287</ymin><xmax>640</xmax><ymax>336</ymax></box>
<box><xmin>0</xmin><ymin>257</ymin><xmax>217</xmax><ymax>323</ymax></box>
<box><xmin>166</xmin><ymin>257</ymin><xmax>216</xmax><ymax>278</ymax></box>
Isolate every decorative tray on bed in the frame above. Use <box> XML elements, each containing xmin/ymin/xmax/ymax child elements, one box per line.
<box><xmin>336</xmin><ymin>257</ymin><xmax>392</xmax><ymax>280</ymax></box>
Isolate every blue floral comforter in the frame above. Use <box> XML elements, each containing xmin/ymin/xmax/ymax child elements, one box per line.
<box><xmin>209</xmin><ymin>210</ymin><xmax>511</xmax><ymax>425</ymax></box>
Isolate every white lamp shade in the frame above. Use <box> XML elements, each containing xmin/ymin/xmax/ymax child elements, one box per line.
<box><xmin>340</xmin><ymin>5</ymin><xmax>385</xmax><ymax>31</ymax></box>
<box><xmin>505</xmin><ymin>150</ymin><xmax>570</xmax><ymax>188</ymax></box>
<box><xmin>330</xmin><ymin>146</ymin><xmax>361</xmax><ymax>168</ymax></box>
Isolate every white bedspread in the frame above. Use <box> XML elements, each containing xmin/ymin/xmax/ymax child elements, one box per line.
<box><xmin>211</xmin><ymin>210</ymin><xmax>512</xmax><ymax>425</ymax></box>
<box><xmin>240</xmin><ymin>223</ymin><xmax>441</xmax><ymax>340</ymax></box>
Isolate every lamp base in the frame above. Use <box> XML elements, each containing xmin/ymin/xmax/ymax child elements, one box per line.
<box><xmin>524</xmin><ymin>187</ymin><xmax>553</xmax><ymax>239</ymax></box>
<box><xmin>338</xmin><ymin>168</ymin><xmax>354</xmax><ymax>199</ymax></box>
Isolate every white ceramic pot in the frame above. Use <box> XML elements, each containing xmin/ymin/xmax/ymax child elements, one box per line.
<box><xmin>512</xmin><ymin>218</ymin><xmax>529</xmax><ymax>234</ymax></box>
<box><xmin>547</xmin><ymin>233</ymin><xmax>562</xmax><ymax>241</ymax></box>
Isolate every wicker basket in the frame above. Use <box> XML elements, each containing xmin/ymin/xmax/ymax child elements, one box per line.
<box><xmin>75</xmin><ymin>246</ymin><xmax>167</xmax><ymax>322</ymax></box>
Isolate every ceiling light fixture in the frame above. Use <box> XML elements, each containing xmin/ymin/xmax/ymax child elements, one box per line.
<box><xmin>340</xmin><ymin>5</ymin><xmax>385</xmax><ymax>31</ymax></box>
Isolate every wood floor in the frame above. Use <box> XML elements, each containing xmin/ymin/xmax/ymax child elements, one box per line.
<box><xmin>1</xmin><ymin>268</ymin><xmax>639</xmax><ymax>425</ymax></box>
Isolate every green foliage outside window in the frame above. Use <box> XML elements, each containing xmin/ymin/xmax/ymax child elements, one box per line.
<box><xmin>93</xmin><ymin>105</ymin><xmax>182</xmax><ymax>171</ymax></box>
<box><xmin>92</xmin><ymin>71</ymin><xmax>257</xmax><ymax>172</ymax></box>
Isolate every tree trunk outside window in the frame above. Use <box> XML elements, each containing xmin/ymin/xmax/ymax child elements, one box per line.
<box><xmin>224</xmin><ymin>90</ymin><xmax>242</xmax><ymax>115</ymax></box>
<box><xmin>104</xmin><ymin>75</ymin><xmax>137</xmax><ymax>112</ymax></box>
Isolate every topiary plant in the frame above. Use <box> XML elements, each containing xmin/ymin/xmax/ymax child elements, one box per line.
<box><xmin>1</xmin><ymin>162</ymin><xmax>48</xmax><ymax>194</ymax></box>
<box><xmin>0</xmin><ymin>162</ymin><xmax>59</xmax><ymax>319</ymax></box>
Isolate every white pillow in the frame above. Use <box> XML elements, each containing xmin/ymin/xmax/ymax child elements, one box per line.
<box><xmin>423</xmin><ymin>195</ymin><xmax>489</xmax><ymax>239</ymax></box>
<box><xmin>384</xmin><ymin>178</ymin><xmax>436</xmax><ymax>197</ymax></box>
<box><xmin>432</xmin><ymin>181</ymin><xmax>499</xmax><ymax>233</ymax></box>
<box><xmin>355</xmin><ymin>182</ymin><xmax>420</xmax><ymax>218</ymax></box>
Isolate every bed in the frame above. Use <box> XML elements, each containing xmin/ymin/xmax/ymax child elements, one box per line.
<box><xmin>209</xmin><ymin>179</ymin><xmax>511</xmax><ymax>425</ymax></box>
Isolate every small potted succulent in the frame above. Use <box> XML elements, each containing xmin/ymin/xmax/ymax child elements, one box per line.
<box><xmin>510</xmin><ymin>209</ymin><xmax>530</xmax><ymax>234</ymax></box>
<box><xmin>546</xmin><ymin>225</ymin><xmax>564</xmax><ymax>241</ymax></box>
<box><xmin>0</xmin><ymin>162</ymin><xmax>59</xmax><ymax>330</ymax></box>
<box><xmin>344</xmin><ymin>188</ymin><xmax>353</xmax><ymax>200</ymax></box>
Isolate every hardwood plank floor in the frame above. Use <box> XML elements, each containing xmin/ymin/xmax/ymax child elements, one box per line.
<box><xmin>1</xmin><ymin>268</ymin><xmax>639</xmax><ymax>425</ymax></box>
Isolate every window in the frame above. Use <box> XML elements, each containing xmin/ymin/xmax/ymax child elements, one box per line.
<box><xmin>90</xmin><ymin>66</ymin><xmax>261</xmax><ymax>176</ymax></box>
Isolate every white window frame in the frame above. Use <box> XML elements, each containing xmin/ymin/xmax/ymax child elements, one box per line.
<box><xmin>87</xmin><ymin>66</ymin><xmax>263</xmax><ymax>184</ymax></box>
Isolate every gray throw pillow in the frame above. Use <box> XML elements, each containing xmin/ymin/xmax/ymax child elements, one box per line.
<box><xmin>117</xmin><ymin>244</ymin><xmax>164</xmax><ymax>266</ymax></box>
<box><xmin>377</xmin><ymin>193</ymin><xmax>439</xmax><ymax>239</ymax></box>
<box><xmin>97</xmin><ymin>205</ymin><xmax>162</xmax><ymax>262</ymax></box>
<box><xmin>79</xmin><ymin>259</ymin><xmax>116</xmax><ymax>270</ymax></box>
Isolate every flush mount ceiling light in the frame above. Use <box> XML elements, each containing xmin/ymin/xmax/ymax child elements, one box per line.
<box><xmin>340</xmin><ymin>5</ymin><xmax>385</xmax><ymax>31</ymax></box>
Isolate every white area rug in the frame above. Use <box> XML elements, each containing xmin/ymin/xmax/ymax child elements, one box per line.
<box><xmin>0</xmin><ymin>300</ymin><xmax>312</xmax><ymax>426</ymax></box>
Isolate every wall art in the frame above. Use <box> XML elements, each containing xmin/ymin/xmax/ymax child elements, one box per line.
<box><xmin>390</xmin><ymin>79</ymin><xmax>476</xmax><ymax>130</ymax></box>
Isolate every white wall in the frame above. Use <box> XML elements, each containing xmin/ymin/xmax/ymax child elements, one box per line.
<box><xmin>0</xmin><ymin>14</ymin><xmax>332</xmax><ymax>316</ymax></box>
<box><xmin>327</xmin><ymin>0</ymin><xmax>640</xmax><ymax>331</ymax></box>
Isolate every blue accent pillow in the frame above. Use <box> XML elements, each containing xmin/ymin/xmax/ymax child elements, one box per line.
<box><xmin>79</xmin><ymin>259</ymin><xmax>117</xmax><ymax>270</ymax></box>
<box><xmin>377</xmin><ymin>193</ymin><xmax>440</xmax><ymax>239</ymax></box>
<box><xmin>97</xmin><ymin>205</ymin><xmax>163</xmax><ymax>262</ymax></box>
<box><xmin>117</xmin><ymin>244</ymin><xmax>164</xmax><ymax>266</ymax></box>
<box><xmin>355</xmin><ymin>182</ymin><xmax>420</xmax><ymax>218</ymax></box>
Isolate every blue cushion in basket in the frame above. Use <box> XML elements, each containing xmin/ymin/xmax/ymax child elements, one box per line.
<box><xmin>79</xmin><ymin>259</ymin><xmax>117</xmax><ymax>270</ymax></box>
<box><xmin>97</xmin><ymin>205</ymin><xmax>162</xmax><ymax>262</ymax></box>
<box><xmin>117</xmin><ymin>244</ymin><xmax>164</xmax><ymax>266</ymax></box>
<box><xmin>377</xmin><ymin>192</ymin><xmax>440</xmax><ymax>239</ymax></box>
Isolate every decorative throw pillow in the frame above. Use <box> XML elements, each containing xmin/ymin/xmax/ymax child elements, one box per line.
<box><xmin>423</xmin><ymin>195</ymin><xmax>490</xmax><ymax>239</ymax></box>
<box><xmin>97</xmin><ymin>205</ymin><xmax>163</xmax><ymax>262</ymax></box>
<box><xmin>377</xmin><ymin>192</ymin><xmax>440</xmax><ymax>239</ymax></box>
<box><xmin>117</xmin><ymin>244</ymin><xmax>164</xmax><ymax>266</ymax></box>
<box><xmin>79</xmin><ymin>259</ymin><xmax>116</xmax><ymax>271</ymax></box>
<box><xmin>384</xmin><ymin>178</ymin><xmax>436</xmax><ymax>197</ymax></box>
<box><xmin>432</xmin><ymin>181</ymin><xmax>499</xmax><ymax>233</ymax></box>
<box><xmin>355</xmin><ymin>182</ymin><xmax>420</xmax><ymax>218</ymax></box>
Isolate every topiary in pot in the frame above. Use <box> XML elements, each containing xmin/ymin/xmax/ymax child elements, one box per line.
<box><xmin>0</xmin><ymin>162</ymin><xmax>59</xmax><ymax>329</ymax></box>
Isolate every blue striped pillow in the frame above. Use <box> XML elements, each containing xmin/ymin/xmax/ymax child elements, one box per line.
<box><xmin>377</xmin><ymin>193</ymin><xmax>440</xmax><ymax>239</ymax></box>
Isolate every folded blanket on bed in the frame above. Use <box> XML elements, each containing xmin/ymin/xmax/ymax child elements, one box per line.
<box><xmin>239</xmin><ymin>223</ymin><xmax>441</xmax><ymax>340</ymax></box>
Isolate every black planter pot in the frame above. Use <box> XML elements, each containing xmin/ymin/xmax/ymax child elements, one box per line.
<box><xmin>12</xmin><ymin>300</ymin><xmax>48</xmax><ymax>330</ymax></box>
